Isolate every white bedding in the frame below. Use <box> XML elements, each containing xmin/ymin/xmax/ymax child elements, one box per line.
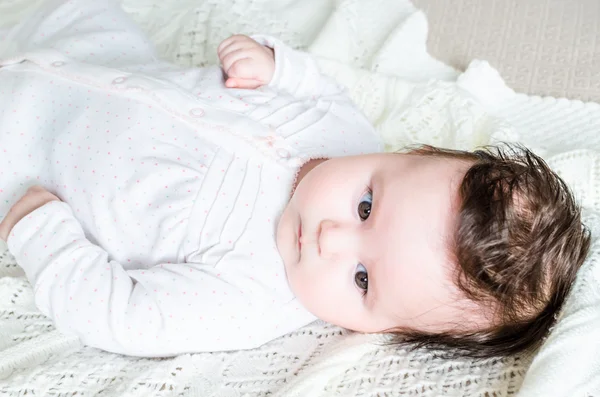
<box><xmin>0</xmin><ymin>0</ymin><xmax>599</xmax><ymax>395</ymax></box>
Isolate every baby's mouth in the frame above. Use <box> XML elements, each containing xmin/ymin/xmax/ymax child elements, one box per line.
<box><xmin>297</xmin><ymin>223</ymin><xmax>302</xmax><ymax>251</ymax></box>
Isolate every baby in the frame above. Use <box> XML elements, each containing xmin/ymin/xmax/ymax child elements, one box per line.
<box><xmin>0</xmin><ymin>0</ymin><xmax>590</xmax><ymax>359</ymax></box>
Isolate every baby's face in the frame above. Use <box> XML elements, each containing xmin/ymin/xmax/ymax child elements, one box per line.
<box><xmin>277</xmin><ymin>153</ymin><xmax>489</xmax><ymax>334</ymax></box>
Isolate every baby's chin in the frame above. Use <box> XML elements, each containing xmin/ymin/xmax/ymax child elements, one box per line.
<box><xmin>275</xmin><ymin>202</ymin><xmax>296</xmax><ymax>269</ymax></box>
<box><xmin>274</xmin><ymin>212</ymin><xmax>287</xmax><ymax>258</ymax></box>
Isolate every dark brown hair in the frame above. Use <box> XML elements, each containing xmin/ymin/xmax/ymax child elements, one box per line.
<box><xmin>386</xmin><ymin>144</ymin><xmax>591</xmax><ymax>359</ymax></box>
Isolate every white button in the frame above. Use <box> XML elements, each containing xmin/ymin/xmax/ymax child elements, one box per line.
<box><xmin>189</xmin><ymin>108</ymin><xmax>205</xmax><ymax>117</ymax></box>
<box><xmin>51</xmin><ymin>61</ymin><xmax>65</xmax><ymax>67</ymax></box>
<box><xmin>112</xmin><ymin>77</ymin><xmax>127</xmax><ymax>84</ymax></box>
<box><xmin>277</xmin><ymin>149</ymin><xmax>290</xmax><ymax>159</ymax></box>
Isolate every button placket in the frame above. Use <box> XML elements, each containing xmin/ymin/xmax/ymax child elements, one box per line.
<box><xmin>255</xmin><ymin>133</ymin><xmax>293</xmax><ymax>159</ymax></box>
<box><xmin>276</xmin><ymin>148</ymin><xmax>291</xmax><ymax>159</ymax></box>
<box><xmin>189</xmin><ymin>108</ymin><xmax>205</xmax><ymax>117</ymax></box>
<box><xmin>112</xmin><ymin>76</ymin><xmax>127</xmax><ymax>85</ymax></box>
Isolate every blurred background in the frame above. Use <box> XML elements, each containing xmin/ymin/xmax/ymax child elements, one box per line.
<box><xmin>413</xmin><ymin>0</ymin><xmax>600</xmax><ymax>102</ymax></box>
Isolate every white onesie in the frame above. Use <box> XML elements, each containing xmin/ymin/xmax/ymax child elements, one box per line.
<box><xmin>0</xmin><ymin>0</ymin><xmax>382</xmax><ymax>356</ymax></box>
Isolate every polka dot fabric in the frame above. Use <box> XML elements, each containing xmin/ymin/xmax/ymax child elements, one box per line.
<box><xmin>0</xmin><ymin>0</ymin><xmax>382</xmax><ymax>356</ymax></box>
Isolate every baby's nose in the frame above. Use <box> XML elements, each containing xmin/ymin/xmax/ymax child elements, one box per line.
<box><xmin>317</xmin><ymin>219</ymin><xmax>357</xmax><ymax>259</ymax></box>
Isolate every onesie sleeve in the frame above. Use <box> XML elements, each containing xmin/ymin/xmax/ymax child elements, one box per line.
<box><xmin>249</xmin><ymin>35</ymin><xmax>384</xmax><ymax>159</ymax></box>
<box><xmin>0</xmin><ymin>0</ymin><xmax>158</xmax><ymax>67</ymax></box>
<box><xmin>251</xmin><ymin>34</ymin><xmax>349</xmax><ymax>101</ymax></box>
<box><xmin>6</xmin><ymin>201</ymin><xmax>299</xmax><ymax>357</ymax></box>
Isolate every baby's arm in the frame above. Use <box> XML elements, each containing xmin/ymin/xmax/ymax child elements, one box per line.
<box><xmin>218</xmin><ymin>34</ymin><xmax>383</xmax><ymax>156</ymax></box>
<box><xmin>254</xmin><ymin>35</ymin><xmax>348</xmax><ymax>100</ymax></box>
<box><xmin>218</xmin><ymin>34</ymin><xmax>349</xmax><ymax>101</ymax></box>
<box><xmin>5</xmin><ymin>200</ymin><xmax>281</xmax><ymax>357</ymax></box>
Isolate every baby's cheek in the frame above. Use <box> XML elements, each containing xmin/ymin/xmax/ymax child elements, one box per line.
<box><xmin>291</xmin><ymin>261</ymin><xmax>350</xmax><ymax>325</ymax></box>
<box><xmin>287</xmin><ymin>265</ymin><xmax>321</xmax><ymax>314</ymax></box>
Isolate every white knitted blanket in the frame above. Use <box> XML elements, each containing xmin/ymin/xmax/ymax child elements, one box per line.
<box><xmin>1</xmin><ymin>0</ymin><xmax>599</xmax><ymax>396</ymax></box>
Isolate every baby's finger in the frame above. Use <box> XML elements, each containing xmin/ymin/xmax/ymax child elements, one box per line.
<box><xmin>228</xmin><ymin>58</ymin><xmax>262</xmax><ymax>82</ymax></box>
<box><xmin>0</xmin><ymin>222</ymin><xmax>8</xmax><ymax>241</ymax></box>
<box><xmin>217</xmin><ymin>35</ymin><xmax>252</xmax><ymax>57</ymax></box>
<box><xmin>217</xmin><ymin>40</ymin><xmax>245</xmax><ymax>62</ymax></box>
<box><xmin>225</xmin><ymin>77</ymin><xmax>263</xmax><ymax>89</ymax></box>
<box><xmin>221</xmin><ymin>51</ymin><xmax>253</xmax><ymax>76</ymax></box>
<box><xmin>0</xmin><ymin>204</ymin><xmax>17</xmax><ymax>241</ymax></box>
<box><xmin>217</xmin><ymin>35</ymin><xmax>237</xmax><ymax>54</ymax></box>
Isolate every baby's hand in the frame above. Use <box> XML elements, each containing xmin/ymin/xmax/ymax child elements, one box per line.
<box><xmin>0</xmin><ymin>186</ymin><xmax>60</xmax><ymax>241</ymax></box>
<box><xmin>217</xmin><ymin>35</ymin><xmax>275</xmax><ymax>89</ymax></box>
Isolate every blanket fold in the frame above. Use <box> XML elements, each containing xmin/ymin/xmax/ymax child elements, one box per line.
<box><xmin>0</xmin><ymin>0</ymin><xmax>598</xmax><ymax>395</ymax></box>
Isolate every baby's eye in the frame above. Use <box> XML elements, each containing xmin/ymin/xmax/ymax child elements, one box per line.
<box><xmin>357</xmin><ymin>189</ymin><xmax>372</xmax><ymax>221</ymax></box>
<box><xmin>354</xmin><ymin>263</ymin><xmax>368</xmax><ymax>292</ymax></box>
